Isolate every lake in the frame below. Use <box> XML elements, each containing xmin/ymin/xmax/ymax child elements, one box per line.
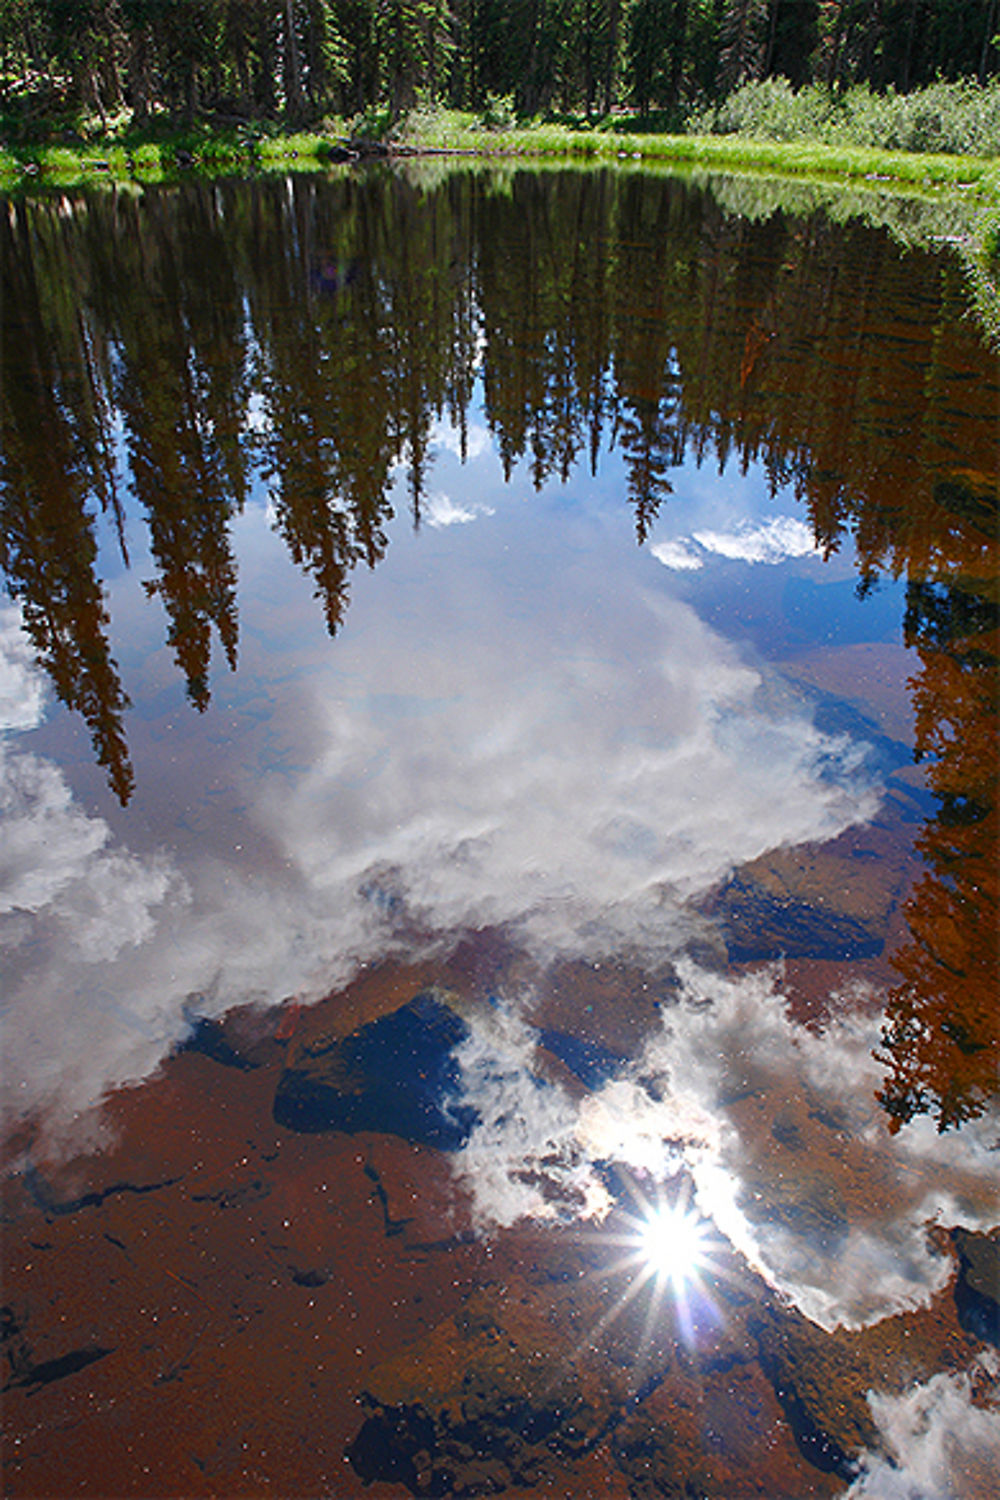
<box><xmin>2</xmin><ymin>165</ymin><xmax>998</xmax><ymax>1497</ymax></box>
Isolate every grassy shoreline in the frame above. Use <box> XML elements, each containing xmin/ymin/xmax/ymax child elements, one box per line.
<box><xmin>2</xmin><ymin>109</ymin><xmax>998</xmax><ymax>194</ymax></box>
<box><xmin>407</xmin><ymin>113</ymin><xmax>1000</xmax><ymax>194</ymax></box>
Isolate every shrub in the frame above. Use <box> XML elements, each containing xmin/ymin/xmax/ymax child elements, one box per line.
<box><xmin>688</xmin><ymin>78</ymin><xmax>1000</xmax><ymax>158</ymax></box>
<box><xmin>129</xmin><ymin>141</ymin><xmax>162</xmax><ymax>172</ymax></box>
<box><xmin>346</xmin><ymin>104</ymin><xmax>394</xmax><ymax>143</ymax></box>
<box><xmin>477</xmin><ymin>93</ymin><xmax>517</xmax><ymax>131</ymax></box>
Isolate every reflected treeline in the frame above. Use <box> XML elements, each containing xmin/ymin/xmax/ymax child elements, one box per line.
<box><xmin>875</xmin><ymin>475</ymin><xmax>998</xmax><ymax>1133</ymax></box>
<box><xmin>1</xmin><ymin>169</ymin><xmax>997</xmax><ymax>1129</ymax></box>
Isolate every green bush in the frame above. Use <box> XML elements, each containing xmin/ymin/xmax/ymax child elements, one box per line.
<box><xmin>477</xmin><ymin>93</ymin><xmax>517</xmax><ymax>131</ymax></box>
<box><xmin>982</xmin><ymin>214</ymin><xmax>1000</xmax><ymax>265</ymax></box>
<box><xmin>689</xmin><ymin>79</ymin><xmax>1000</xmax><ymax>159</ymax></box>
<box><xmin>346</xmin><ymin>104</ymin><xmax>394</xmax><ymax>143</ymax></box>
<box><xmin>37</xmin><ymin>144</ymin><xmax>81</xmax><ymax>174</ymax></box>
<box><xmin>129</xmin><ymin>141</ymin><xmax>162</xmax><ymax>171</ymax></box>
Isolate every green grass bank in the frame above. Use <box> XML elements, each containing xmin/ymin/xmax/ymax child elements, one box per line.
<box><xmin>3</xmin><ymin>108</ymin><xmax>998</xmax><ymax>194</ymax></box>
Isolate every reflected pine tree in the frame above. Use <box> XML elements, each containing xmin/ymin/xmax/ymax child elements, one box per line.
<box><xmin>478</xmin><ymin>173</ymin><xmax>612</xmax><ymax>490</ymax></box>
<box><xmin>609</xmin><ymin>174</ymin><xmax>700</xmax><ymax>540</ymax></box>
<box><xmin>93</xmin><ymin>188</ymin><xmax>247</xmax><ymax>710</ymax></box>
<box><xmin>378</xmin><ymin>173</ymin><xmax>477</xmax><ymax>522</ymax></box>
<box><xmin>763</xmin><ymin>241</ymin><xmax>1000</xmax><ymax>1132</ymax></box>
<box><xmin>245</xmin><ymin>176</ymin><xmax>400</xmax><ymax>629</ymax></box>
<box><xmin>1</xmin><ymin>198</ymin><xmax>134</xmax><ymax>804</ymax></box>
<box><xmin>875</xmin><ymin>477</ymin><xmax>999</xmax><ymax>1131</ymax></box>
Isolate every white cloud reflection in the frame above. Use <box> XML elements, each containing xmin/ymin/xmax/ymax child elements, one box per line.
<box><xmin>448</xmin><ymin>961</ymin><xmax>999</xmax><ymax>1331</ymax></box>
<box><xmin>256</xmin><ymin>585</ymin><xmax>880</xmax><ymax>966</ymax></box>
<box><xmin>1</xmin><ymin>568</ymin><xmax>881</xmax><ymax>1158</ymax></box>
<box><xmin>653</xmin><ymin>515</ymin><xmax>820</xmax><ymax>570</ymax></box>
<box><xmin>2</xmin><ymin>526</ymin><xmax>996</xmax><ymax>1339</ymax></box>
<box><xmin>0</xmin><ymin>609</ymin><xmax>178</xmax><ymax>938</ymax></box>
<box><xmin>695</xmin><ymin>515</ymin><xmax>819</xmax><ymax>563</ymax></box>
<box><xmin>650</xmin><ymin>539</ymin><xmax>703</xmax><ymax>571</ymax></box>
<box><xmin>424</xmin><ymin>490</ymin><xmax>495</xmax><ymax>528</ymax></box>
<box><xmin>0</xmin><ymin>609</ymin><xmax>44</xmax><ymax>731</ymax></box>
<box><xmin>0</xmin><ymin>609</ymin><xmax>184</xmax><ymax>1150</ymax></box>
<box><xmin>844</xmin><ymin>1355</ymin><xmax>1000</xmax><ymax>1500</ymax></box>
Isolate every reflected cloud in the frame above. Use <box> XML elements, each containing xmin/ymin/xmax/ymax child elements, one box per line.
<box><xmin>258</xmin><ymin>585</ymin><xmax>881</xmax><ymax>967</ymax></box>
<box><xmin>2</xmin><ymin>575</ymin><xmax>883</xmax><ymax>1158</ymax></box>
<box><xmin>845</xmin><ymin>1355</ymin><xmax>1000</xmax><ymax>1500</ymax></box>
<box><xmin>0</xmin><ymin>750</ymin><xmax>108</xmax><ymax>915</ymax></box>
<box><xmin>1</xmin><ymin>620</ymin><xmax>185</xmax><ymax>1149</ymax></box>
<box><xmin>650</xmin><ymin>539</ymin><xmax>703</xmax><ymax>571</ymax></box>
<box><xmin>0</xmin><ymin>608</ymin><xmax>177</xmax><ymax>943</ymax></box>
<box><xmin>424</xmin><ymin>490</ymin><xmax>495</xmax><ymax>528</ymax></box>
<box><xmin>452</xmin><ymin>1000</ymin><xmax>594</xmax><ymax>1226</ymax></box>
<box><xmin>694</xmin><ymin>516</ymin><xmax>819</xmax><ymax>563</ymax></box>
<box><xmin>0</xmin><ymin>607</ymin><xmax>44</xmax><ymax>732</ymax></box>
<box><xmin>653</xmin><ymin>515</ymin><xmax>820</xmax><ymax>570</ymax></box>
<box><xmin>448</xmin><ymin>959</ymin><xmax>999</xmax><ymax>1330</ymax></box>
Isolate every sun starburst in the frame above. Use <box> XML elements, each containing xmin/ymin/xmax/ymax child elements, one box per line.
<box><xmin>636</xmin><ymin>1200</ymin><xmax>709</xmax><ymax>1288</ymax></box>
<box><xmin>567</xmin><ymin>1170</ymin><xmax>730</xmax><ymax>1375</ymax></box>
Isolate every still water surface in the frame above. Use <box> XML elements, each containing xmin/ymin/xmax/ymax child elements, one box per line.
<box><xmin>1</xmin><ymin>167</ymin><xmax>998</xmax><ymax>1497</ymax></box>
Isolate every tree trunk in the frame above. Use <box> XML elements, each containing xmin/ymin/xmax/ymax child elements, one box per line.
<box><xmin>764</xmin><ymin>0</ymin><xmax>778</xmax><ymax>75</ymax></box>
<box><xmin>469</xmin><ymin>0</ymin><xmax>477</xmax><ymax>106</ymax></box>
<box><xmin>84</xmin><ymin>62</ymin><xmax>109</xmax><ymax>130</ymax></box>
<box><xmin>284</xmin><ymin>0</ymin><xmax>304</xmax><ymax>120</ymax></box>
<box><xmin>981</xmin><ymin>0</ymin><xmax>999</xmax><ymax>82</ymax></box>
<box><xmin>670</xmin><ymin>0</ymin><xmax>689</xmax><ymax>103</ymax></box>
<box><xmin>583</xmin><ymin>0</ymin><xmax>594</xmax><ymax>120</ymax></box>
<box><xmin>603</xmin><ymin>0</ymin><xmax>619</xmax><ymax>116</ymax></box>
<box><xmin>128</xmin><ymin>26</ymin><xmax>151</xmax><ymax>122</ymax></box>
<box><xmin>186</xmin><ymin>58</ymin><xmax>199</xmax><ymax>122</ymax></box>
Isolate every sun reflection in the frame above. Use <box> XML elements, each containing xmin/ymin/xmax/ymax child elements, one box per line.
<box><xmin>569</xmin><ymin>1171</ymin><xmax>732</xmax><ymax>1377</ymax></box>
<box><xmin>637</xmin><ymin>1203</ymin><xmax>709</xmax><ymax>1289</ymax></box>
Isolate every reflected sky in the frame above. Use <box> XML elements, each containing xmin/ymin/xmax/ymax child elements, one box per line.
<box><xmin>4</xmin><ymin>398</ymin><xmax>994</xmax><ymax>1341</ymax></box>
<box><xmin>450</xmin><ymin>957</ymin><xmax>998</xmax><ymax>1330</ymax></box>
<box><xmin>3</xmin><ymin>407</ymin><xmax>886</xmax><ymax>1130</ymax></box>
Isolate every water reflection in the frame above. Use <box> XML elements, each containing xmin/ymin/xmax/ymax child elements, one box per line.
<box><xmin>3</xmin><ymin>175</ymin><xmax>995</xmax><ymax>784</ymax></box>
<box><xmin>0</xmin><ymin>531</ymin><xmax>884</xmax><ymax>1154</ymax></box>
<box><xmin>1</xmin><ymin>169</ymin><xmax>998</xmax><ymax>1497</ymax></box>
<box><xmin>3</xmin><ymin>169</ymin><xmax>996</xmax><ymax>1139</ymax></box>
<box><xmin>878</xmin><ymin>479</ymin><xmax>999</xmax><ymax>1133</ymax></box>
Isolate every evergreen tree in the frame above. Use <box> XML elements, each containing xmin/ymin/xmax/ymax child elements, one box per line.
<box><xmin>625</xmin><ymin>0</ymin><xmax>670</xmax><ymax>115</ymax></box>
<box><xmin>718</xmin><ymin>0</ymin><xmax>767</xmax><ymax>93</ymax></box>
<box><xmin>376</xmin><ymin>0</ymin><xmax>451</xmax><ymax>116</ymax></box>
